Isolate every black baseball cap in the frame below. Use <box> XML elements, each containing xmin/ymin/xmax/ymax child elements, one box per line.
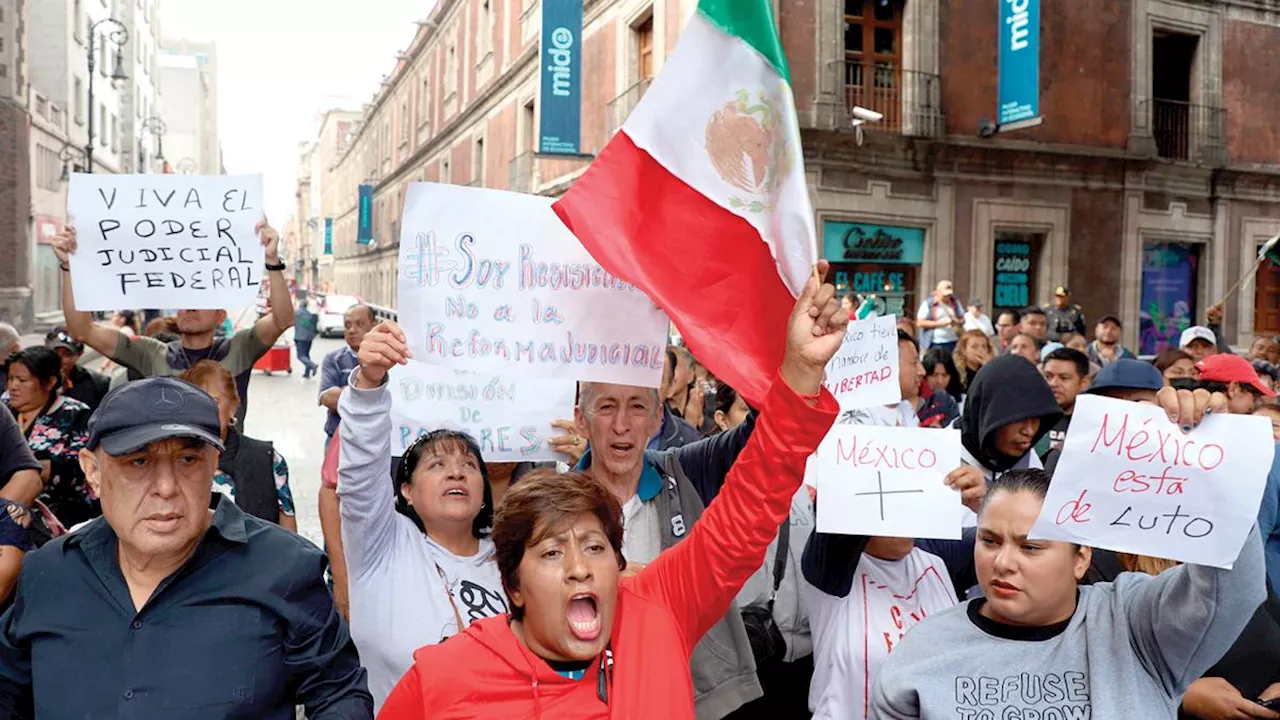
<box><xmin>45</xmin><ymin>328</ymin><xmax>84</xmax><ymax>354</ymax></box>
<box><xmin>1098</xmin><ymin>314</ymin><xmax>1123</xmax><ymax>328</ymax></box>
<box><xmin>1085</xmin><ymin>359</ymin><xmax>1163</xmax><ymax>395</ymax></box>
<box><xmin>86</xmin><ymin>377</ymin><xmax>225</xmax><ymax>455</ymax></box>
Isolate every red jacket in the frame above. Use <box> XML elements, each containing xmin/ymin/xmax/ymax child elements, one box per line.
<box><xmin>377</xmin><ymin>376</ymin><xmax>838</xmax><ymax>720</ymax></box>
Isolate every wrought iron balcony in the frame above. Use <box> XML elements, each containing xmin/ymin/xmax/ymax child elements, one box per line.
<box><xmin>606</xmin><ymin>78</ymin><xmax>651</xmax><ymax>139</ymax></box>
<box><xmin>1146</xmin><ymin>98</ymin><xmax>1226</xmax><ymax>166</ymax></box>
<box><xmin>509</xmin><ymin>151</ymin><xmax>535</xmax><ymax>194</ymax></box>
<box><xmin>844</xmin><ymin>61</ymin><xmax>944</xmax><ymax>138</ymax></box>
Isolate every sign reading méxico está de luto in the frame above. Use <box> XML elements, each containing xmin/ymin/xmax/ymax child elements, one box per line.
<box><xmin>67</xmin><ymin>173</ymin><xmax>265</xmax><ymax>311</ymax></box>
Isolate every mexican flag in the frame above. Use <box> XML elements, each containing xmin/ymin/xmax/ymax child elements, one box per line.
<box><xmin>552</xmin><ymin>0</ymin><xmax>816</xmax><ymax>408</ymax></box>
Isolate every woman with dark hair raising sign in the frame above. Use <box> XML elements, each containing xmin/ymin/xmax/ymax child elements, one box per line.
<box><xmin>377</xmin><ymin>265</ymin><xmax>846</xmax><ymax>720</ymax></box>
<box><xmin>336</xmin><ymin>326</ymin><xmax>507</xmax><ymax>712</ymax></box>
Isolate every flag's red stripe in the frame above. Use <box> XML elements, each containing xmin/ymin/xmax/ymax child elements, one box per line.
<box><xmin>552</xmin><ymin>131</ymin><xmax>794</xmax><ymax>408</ymax></box>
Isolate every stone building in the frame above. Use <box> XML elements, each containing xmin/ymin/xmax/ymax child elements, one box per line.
<box><xmin>321</xmin><ymin>0</ymin><xmax>1280</xmax><ymax>354</ymax></box>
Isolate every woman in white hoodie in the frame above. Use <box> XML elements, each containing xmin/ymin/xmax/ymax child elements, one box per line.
<box><xmin>337</xmin><ymin>320</ymin><xmax>507</xmax><ymax>710</ymax></box>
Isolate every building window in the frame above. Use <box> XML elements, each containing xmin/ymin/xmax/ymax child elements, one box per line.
<box><xmin>636</xmin><ymin>17</ymin><xmax>654</xmax><ymax>81</ymax></box>
<box><xmin>0</xmin><ymin>65</ymin><xmax>6</xmax><ymax>79</ymax></box>
<box><xmin>400</xmin><ymin>101</ymin><xmax>409</xmax><ymax>147</ymax></box>
<box><xmin>1255</xmin><ymin>254</ymin><xmax>1280</xmax><ymax>336</ymax></box>
<box><xmin>473</xmin><ymin>137</ymin><xmax>485</xmax><ymax>186</ymax></box>
<box><xmin>37</xmin><ymin>146</ymin><xmax>61</xmax><ymax>191</ymax></box>
<box><xmin>419</xmin><ymin>75</ymin><xmax>430</xmax><ymax>127</ymax></box>
<box><xmin>110</xmin><ymin>113</ymin><xmax>118</xmax><ymax>152</ymax></box>
<box><xmin>1139</xmin><ymin>241</ymin><xmax>1201</xmax><ymax>355</ymax></box>
<box><xmin>520</xmin><ymin>100</ymin><xmax>536</xmax><ymax>152</ymax></box>
<box><xmin>479</xmin><ymin>0</ymin><xmax>493</xmax><ymax>57</ymax></box>
<box><xmin>73</xmin><ymin>77</ymin><xmax>84</xmax><ymax>124</ymax></box>
<box><xmin>442</xmin><ymin>158</ymin><xmax>451</xmax><ymax>184</ymax></box>
<box><xmin>1151</xmin><ymin>31</ymin><xmax>1199</xmax><ymax>161</ymax></box>
<box><xmin>34</xmin><ymin>95</ymin><xmax>46</xmax><ymax>117</ymax></box>
<box><xmin>445</xmin><ymin>44</ymin><xmax>457</xmax><ymax>96</ymax></box>
<box><xmin>50</xmin><ymin>105</ymin><xmax>64</xmax><ymax>130</ymax></box>
<box><xmin>843</xmin><ymin>0</ymin><xmax>905</xmax><ymax>126</ymax></box>
<box><xmin>99</xmin><ymin>103</ymin><xmax>107</xmax><ymax>145</ymax></box>
<box><xmin>73</xmin><ymin>0</ymin><xmax>83</xmax><ymax>43</ymax></box>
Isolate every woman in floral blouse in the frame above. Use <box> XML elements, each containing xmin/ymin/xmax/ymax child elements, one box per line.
<box><xmin>179</xmin><ymin>360</ymin><xmax>297</xmax><ymax>530</ymax></box>
<box><xmin>3</xmin><ymin>347</ymin><xmax>97</xmax><ymax>528</ymax></box>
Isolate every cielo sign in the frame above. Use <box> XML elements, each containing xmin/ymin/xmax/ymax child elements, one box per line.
<box><xmin>997</xmin><ymin>0</ymin><xmax>1041</xmax><ymax>130</ymax></box>
<box><xmin>539</xmin><ymin>0</ymin><xmax>583</xmax><ymax>155</ymax></box>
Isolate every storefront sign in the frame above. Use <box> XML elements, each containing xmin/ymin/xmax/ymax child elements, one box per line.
<box><xmin>357</xmin><ymin>184</ymin><xmax>374</xmax><ymax>244</ymax></box>
<box><xmin>997</xmin><ymin>0</ymin><xmax>1042</xmax><ymax>130</ymax></box>
<box><xmin>993</xmin><ymin>239</ymin><xmax>1033</xmax><ymax>310</ymax></box>
<box><xmin>538</xmin><ymin>0</ymin><xmax>583</xmax><ymax>155</ymax></box>
<box><xmin>822</xmin><ymin>221</ymin><xmax>924</xmax><ymax>265</ymax></box>
<box><xmin>1139</xmin><ymin>243</ymin><xmax>1198</xmax><ymax>356</ymax></box>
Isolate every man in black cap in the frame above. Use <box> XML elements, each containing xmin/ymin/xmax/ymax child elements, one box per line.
<box><xmin>0</xmin><ymin>377</ymin><xmax>373</xmax><ymax>719</ymax></box>
<box><xmin>44</xmin><ymin>327</ymin><xmax>110</xmax><ymax>411</ymax></box>
<box><xmin>1085</xmin><ymin>314</ymin><xmax>1135</xmax><ymax>368</ymax></box>
<box><xmin>1043</xmin><ymin>286</ymin><xmax>1086</xmax><ymax>342</ymax></box>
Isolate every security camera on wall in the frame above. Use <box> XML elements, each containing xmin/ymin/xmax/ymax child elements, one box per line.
<box><xmin>851</xmin><ymin>106</ymin><xmax>883</xmax><ymax>125</ymax></box>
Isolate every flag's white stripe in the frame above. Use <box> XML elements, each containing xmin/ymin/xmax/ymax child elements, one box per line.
<box><xmin>623</xmin><ymin>12</ymin><xmax>816</xmax><ymax>298</ymax></box>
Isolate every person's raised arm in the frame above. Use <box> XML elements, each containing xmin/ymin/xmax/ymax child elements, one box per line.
<box><xmin>336</xmin><ymin>320</ymin><xmax>411</xmax><ymax>577</ymax></box>
<box><xmin>1122</xmin><ymin>525</ymin><xmax>1266</xmax><ymax>698</ymax></box>
<box><xmin>50</xmin><ymin>226</ymin><xmax>127</xmax><ymax>358</ymax></box>
<box><xmin>252</xmin><ymin>220</ymin><xmax>295</xmax><ymax>347</ymax></box>
<box><xmin>627</xmin><ymin>262</ymin><xmax>845</xmax><ymax>652</ymax></box>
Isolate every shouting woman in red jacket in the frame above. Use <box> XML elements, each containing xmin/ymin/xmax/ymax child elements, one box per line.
<box><xmin>372</xmin><ymin>264</ymin><xmax>846</xmax><ymax>719</ymax></box>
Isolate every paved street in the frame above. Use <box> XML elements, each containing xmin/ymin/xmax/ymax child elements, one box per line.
<box><xmin>241</xmin><ymin>335</ymin><xmax>346</xmax><ymax>549</ymax></box>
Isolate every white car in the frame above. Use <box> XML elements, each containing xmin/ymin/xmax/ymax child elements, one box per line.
<box><xmin>317</xmin><ymin>294</ymin><xmax>362</xmax><ymax>338</ymax></box>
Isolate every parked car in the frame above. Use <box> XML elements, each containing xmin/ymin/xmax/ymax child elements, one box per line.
<box><xmin>317</xmin><ymin>294</ymin><xmax>362</xmax><ymax>337</ymax></box>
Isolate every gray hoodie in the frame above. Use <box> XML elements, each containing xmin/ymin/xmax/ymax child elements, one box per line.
<box><xmin>870</xmin><ymin>526</ymin><xmax>1267</xmax><ymax>719</ymax></box>
<box><xmin>337</xmin><ymin>377</ymin><xmax>507</xmax><ymax>712</ymax></box>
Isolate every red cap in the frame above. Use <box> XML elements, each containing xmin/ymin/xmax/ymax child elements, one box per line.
<box><xmin>1195</xmin><ymin>354</ymin><xmax>1277</xmax><ymax>398</ymax></box>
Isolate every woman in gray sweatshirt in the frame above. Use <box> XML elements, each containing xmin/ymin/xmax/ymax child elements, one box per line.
<box><xmin>871</xmin><ymin>468</ymin><xmax>1266</xmax><ymax>719</ymax></box>
<box><xmin>337</xmin><ymin>321</ymin><xmax>508</xmax><ymax>712</ymax></box>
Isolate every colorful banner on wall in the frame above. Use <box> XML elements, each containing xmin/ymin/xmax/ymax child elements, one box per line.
<box><xmin>997</xmin><ymin>0</ymin><xmax>1041</xmax><ymax>130</ymax></box>
<box><xmin>357</xmin><ymin>185</ymin><xmax>374</xmax><ymax>244</ymax></box>
<box><xmin>324</xmin><ymin>218</ymin><xmax>333</xmax><ymax>255</ymax></box>
<box><xmin>538</xmin><ymin>0</ymin><xmax>583</xmax><ymax>155</ymax></box>
<box><xmin>1139</xmin><ymin>243</ymin><xmax>1198</xmax><ymax>356</ymax></box>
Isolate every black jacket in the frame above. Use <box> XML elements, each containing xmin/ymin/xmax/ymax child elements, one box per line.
<box><xmin>63</xmin><ymin>366</ymin><xmax>110</xmax><ymax>412</ymax></box>
<box><xmin>959</xmin><ymin>355</ymin><xmax>1063</xmax><ymax>473</ymax></box>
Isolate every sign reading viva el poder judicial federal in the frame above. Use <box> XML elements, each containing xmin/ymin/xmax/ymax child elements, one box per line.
<box><xmin>396</xmin><ymin>183</ymin><xmax>669</xmax><ymax>387</ymax></box>
<box><xmin>67</xmin><ymin>174</ymin><xmax>265</xmax><ymax>311</ymax></box>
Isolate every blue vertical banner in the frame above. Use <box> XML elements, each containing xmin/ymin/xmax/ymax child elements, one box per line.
<box><xmin>997</xmin><ymin>0</ymin><xmax>1042</xmax><ymax>130</ymax></box>
<box><xmin>538</xmin><ymin>0</ymin><xmax>583</xmax><ymax>155</ymax></box>
<box><xmin>324</xmin><ymin>218</ymin><xmax>333</xmax><ymax>255</ymax></box>
<box><xmin>357</xmin><ymin>185</ymin><xmax>373</xmax><ymax>245</ymax></box>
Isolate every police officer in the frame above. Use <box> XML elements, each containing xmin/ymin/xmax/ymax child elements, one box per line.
<box><xmin>1044</xmin><ymin>286</ymin><xmax>1086</xmax><ymax>342</ymax></box>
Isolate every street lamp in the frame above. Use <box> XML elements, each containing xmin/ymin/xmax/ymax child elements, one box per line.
<box><xmin>85</xmin><ymin>17</ymin><xmax>129</xmax><ymax>174</ymax></box>
<box><xmin>140</xmin><ymin>116</ymin><xmax>167</xmax><ymax>171</ymax></box>
<box><xmin>57</xmin><ymin>143</ymin><xmax>82</xmax><ymax>182</ymax></box>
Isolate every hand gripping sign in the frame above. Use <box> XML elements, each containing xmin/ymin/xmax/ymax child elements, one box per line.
<box><xmin>1029</xmin><ymin>395</ymin><xmax>1273</xmax><ymax>569</ymax></box>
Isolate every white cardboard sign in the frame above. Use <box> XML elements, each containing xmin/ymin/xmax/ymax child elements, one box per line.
<box><xmin>814</xmin><ymin>425</ymin><xmax>963</xmax><ymax>540</ymax></box>
<box><xmin>822</xmin><ymin>315</ymin><xmax>902</xmax><ymax>410</ymax></box>
<box><xmin>67</xmin><ymin>173</ymin><xmax>265</xmax><ymax>310</ymax></box>
<box><xmin>396</xmin><ymin>183</ymin><xmax>669</xmax><ymax>386</ymax></box>
<box><xmin>388</xmin><ymin>360</ymin><xmax>577</xmax><ymax>462</ymax></box>
<box><xmin>1029</xmin><ymin>395</ymin><xmax>1273</xmax><ymax>569</ymax></box>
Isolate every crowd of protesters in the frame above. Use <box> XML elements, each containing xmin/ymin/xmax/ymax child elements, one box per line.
<box><xmin>0</xmin><ymin>217</ymin><xmax>1277</xmax><ymax>720</ymax></box>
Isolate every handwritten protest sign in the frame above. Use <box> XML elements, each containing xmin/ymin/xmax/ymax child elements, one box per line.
<box><xmin>814</xmin><ymin>425</ymin><xmax>962</xmax><ymax>540</ymax></box>
<box><xmin>67</xmin><ymin>174</ymin><xmax>265</xmax><ymax>311</ymax></box>
<box><xmin>822</xmin><ymin>315</ymin><xmax>901</xmax><ymax>409</ymax></box>
<box><xmin>1029</xmin><ymin>395</ymin><xmax>1273</xmax><ymax>569</ymax></box>
<box><xmin>396</xmin><ymin>184</ymin><xmax>669</xmax><ymax>386</ymax></box>
<box><xmin>388</xmin><ymin>360</ymin><xmax>577</xmax><ymax>462</ymax></box>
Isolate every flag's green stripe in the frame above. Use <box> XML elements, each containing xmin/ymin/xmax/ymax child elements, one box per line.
<box><xmin>696</xmin><ymin>0</ymin><xmax>791</xmax><ymax>84</ymax></box>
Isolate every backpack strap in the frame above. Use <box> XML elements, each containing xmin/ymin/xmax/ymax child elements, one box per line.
<box><xmin>767</xmin><ymin>513</ymin><xmax>790</xmax><ymax>611</ymax></box>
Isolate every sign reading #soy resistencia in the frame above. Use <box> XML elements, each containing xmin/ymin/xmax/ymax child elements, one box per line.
<box><xmin>67</xmin><ymin>173</ymin><xmax>265</xmax><ymax>311</ymax></box>
<box><xmin>1029</xmin><ymin>395</ymin><xmax>1273</xmax><ymax>569</ymax></box>
<box><xmin>396</xmin><ymin>183</ymin><xmax>669</xmax><ymax>387</ymax></box>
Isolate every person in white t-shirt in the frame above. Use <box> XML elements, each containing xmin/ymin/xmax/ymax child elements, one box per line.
<box><xmin>962</xmin><ymin>297</ymin><xmax>995</xmax><ymax>338</ymax></box>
